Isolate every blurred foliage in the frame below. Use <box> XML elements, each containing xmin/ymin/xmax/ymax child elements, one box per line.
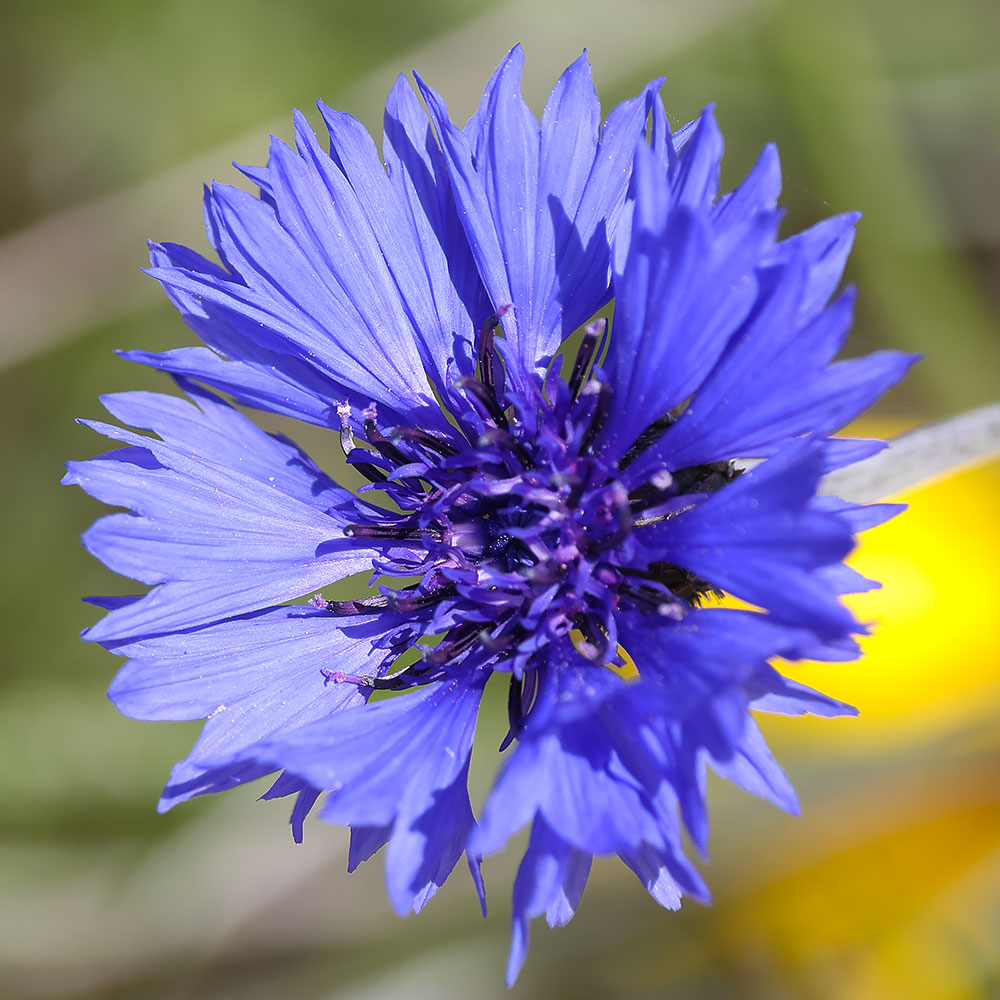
<box><xmin>1</xmin><ymin>0</ymin><xmax>998</xmax><ymax>997</ymax></box>
<box><xmin>0</xmin><ymin>0</ymin><xmax>494</xmax><ymax>231</ymax></box>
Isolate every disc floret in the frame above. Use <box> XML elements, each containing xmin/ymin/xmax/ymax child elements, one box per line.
<box><xmin>329</xmin><ymin>318</ymin><xmax>735</xmax><ymax>742</ymax></box>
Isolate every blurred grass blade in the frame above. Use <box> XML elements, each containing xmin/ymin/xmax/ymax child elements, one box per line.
<box><xmin>822</xmin><ymin>403</ymin><xmax>1000</xmax><ymax>502</ymax></box>
<box><xmin>766</xmin><ymin>0</ymin><xmax>1000</xmax><ymax>411</ymax></box>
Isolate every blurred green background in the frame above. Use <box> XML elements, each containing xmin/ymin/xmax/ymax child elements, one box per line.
<box><xmin>2</xmin><ymin>0</ymin><xmax>998</xmax><ymax>997</ymax></box>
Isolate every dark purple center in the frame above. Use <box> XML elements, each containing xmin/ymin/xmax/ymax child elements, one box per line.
<box><xmin>319</xmin><ymin>315</ymin><xmax>738</xmax><ymax>741</ymax></box>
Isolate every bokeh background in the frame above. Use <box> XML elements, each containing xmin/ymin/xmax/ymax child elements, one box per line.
<box><xmin>2</xmin><ymin>0</ymin><xmax>999</xmax><ymax>997</ymax></box>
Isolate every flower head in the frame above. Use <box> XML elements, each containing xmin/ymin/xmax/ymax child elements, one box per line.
<box><xmin>66</xmin><ymin>46</ymin><xmax>915</xmax><ymax>983</ymax></box>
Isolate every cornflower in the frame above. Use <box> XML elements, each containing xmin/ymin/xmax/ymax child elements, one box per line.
<box><xmin>66</xmin><ymin>47</ymin><xmax>915</xmax><ymax>983</ymax></box>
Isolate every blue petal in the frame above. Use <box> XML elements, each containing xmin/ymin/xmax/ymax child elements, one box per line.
<box><xmin>417</xmin><ymin>47</ymin><xmax>660</xmax><ymax>376</ymax></box>
<box><xmin>506</xmin><ymin>816</ymin><xmax>592</xmax><ymax>986</ymax></box>
<box><xmin>711</xmin><ymin>143</ymin><xmax>782</xmax><ymax>227</ymax></box>
<box><xmin>381</xmin><ymin>75</ymin><xmax>493</xmax><ymax>386</ymax></box>
<box><xmin>601</xmin><ymin>144</ymin><xmax>777</xmax><ymax>458</ymax></box>
<box><xmin>821</xmin><ymin>436</ymin><xmax>887</xmax><ymax>471</ymax></box>
<box><xmin>613</xmin><ymin>596</ymin><xmax>870</xmax><ymax>846</ymax></box>
<box><xmin>104</xmin><ymin>607</ymin><xmax>399</xmax><ymax>809</ymax></box>
<box><xmin>638</xmin><ymin>442</ymin><xmax>858</xmax><ymax>635</ymax></box>
<box><xmin>294</xmin><ymin>101</ymin><xmax>484</xmax><ymax>394</ymax></box>
<box><xmin>147</xmin><ymin>136</ymin><xmax>462</xmax><ymax>433</ymax></box>
<box><xmin>816</xmin><ymin>495</ymin><xmax>906</xmax><ymax>533</ymax></box>
<box><xmin>385</xmin><ymin>762</ymin><xmax>482</xmax><ymax>914</ymax></box>
<box><xmin>141</xmin><ymin>241</ymin><xmax>405</xmax><ymax>428</ymax></box>
<box><xmin>618</xmin><ymin>837</ymin><xmax>711</xmax><ymax>911</ymax></box>
<box><xmin>749</xmin><ymin>668</ymin><xmax>858</xmax><ymax>718</ymax></box>
<box><xmin>708</xmin><ymin>716</ymin><xmax>800</xmax><ymax>815</ymax></box>
<box><xmin>643</xmin><ymin>265</ymin><xmax>917</xmax><ymax>469</ymax></box>
<box><xmin>217</xmin><ymin>675</ymin><xmax>486</xmax><ymax>914</ymax></box>
<box><xmin>201</xmin><ymin>175</ymin><xmax>444</xmax><ymax>425</ymax></box>
<box><xmin>118</xmin><ymin>345</ymin><xmax>343</xmax><ymax>428</ymax></box>
<box><xmin>669</xmin><ymin>106</ymin><xmax>723</xmax><ymax>211</ymax></box>
<box><xmin>64</xmin><ymin>386</ymin><xmax>378</xmax><ymax>640</ymax></box>
<box><xmin>767</xmin><ymin>212</ymin><xmax>862</xmax><ymax>320</ymax></box>
<box><xmin>619</xmin><ymin>607</ymin><xmax>784</xmax><ymax>703</ymax></box>
<box><xmin>259</xmin><ymin>772</ymin><xmax>323</xmax><ymax>844</ymax></box>
<box><xmin>105</xmin><ymin>608</ymin><xmax>390</xmax><ymax>722</ymax></box>
<box><xmin>348</xmin><ymin>823</ymin><xmax>392</xmax><ymax>872</ymax></box>
<box><xmin>476</xmin><ymin>657</ymin><xmax>676</xmax><ymax>858</ymax></box>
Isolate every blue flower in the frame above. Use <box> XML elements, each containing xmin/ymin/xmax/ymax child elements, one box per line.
<box><xmin>65</xmin><ymin>47</ymin><xmax>916</xmax><ymax>983</ymax></box>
